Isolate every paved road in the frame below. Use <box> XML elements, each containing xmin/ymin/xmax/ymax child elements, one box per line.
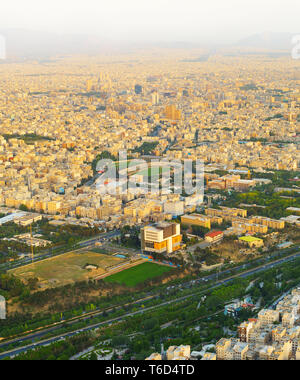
<box><xmin>189</xmin><ymin>240</ymin><xmax>211</xmax><ymax>251</ymax></box>
<box><xmin>78</xmin><ymin>230</ymin><xmax>120</xmax><ymax>248</ymax></box>
<box><xmin>0</xmin><ymin>293</ymin><xmax>155</xmax><ymax>351</ymax></box>
<box><xmin>1</xmin><ymin>249</ymin><xmax>299</xmax><ymax>360</ymax></box>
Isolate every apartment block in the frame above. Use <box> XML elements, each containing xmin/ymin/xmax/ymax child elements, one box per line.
<box><xmin>181</xmin><ymin>214</ymin><xmax>211</xmax><ymax>229</ymax></box>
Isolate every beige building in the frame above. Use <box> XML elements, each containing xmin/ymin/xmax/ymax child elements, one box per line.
<box><xmin>181</xmin><ymin>214</ymin><xmax>211</xmax><ymax>229</ymax></box>
<box><xmin>166</xmin><ymin>345</ymin><xmax>191</xmax><ymax>360</ymax></box>
<box><xmin>249</xmin><ymin>216</ymin><xmax>285</xmax><ymax>230</ymax></box>
<box><xmin>145</xmin><ymin>353</ymin><xmax>162</xmax><ymax>360</ymax></box>
<box><xmin>217</xmin><ymin>288</ymin><xmax>300</xmax><ymax>360</ymax></box>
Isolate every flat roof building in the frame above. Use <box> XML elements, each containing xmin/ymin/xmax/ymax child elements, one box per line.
<box><xmin>141</xmin><ymin>222</ymin><xmax>182</xmax><ymax>254</ymax></box>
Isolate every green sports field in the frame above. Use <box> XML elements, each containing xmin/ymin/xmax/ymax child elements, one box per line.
<box><xmin>136</xmin><ymin>166</ymin><xmax>170</xmax><ymax>177</ymax></box>
<box><xmin>104</xmin><ymin>262</ymin><xmax>172</xmax><ymax>287</ymax></box>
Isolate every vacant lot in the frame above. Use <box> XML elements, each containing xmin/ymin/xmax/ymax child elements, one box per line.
<box><xmin>10</xmin><ymin>251</ymin><xmax>126</xmax><ymax>288</ymax></box>
<box><xmin>104</xmin><ymin>262</ymin><xmax>172</xmax><ymax>287</ymax></box>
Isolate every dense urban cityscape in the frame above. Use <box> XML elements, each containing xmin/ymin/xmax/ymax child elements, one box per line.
<box><xmin>0</xmin><ymin>0</ymin><xmax>299</xmax><ymax>367</ymax></box>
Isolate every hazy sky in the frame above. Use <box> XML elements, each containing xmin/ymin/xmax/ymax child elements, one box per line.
<box><xmin>0</xmin><ymin>0</ymin><xmax>299</xmax><ymax>43</ymax></box>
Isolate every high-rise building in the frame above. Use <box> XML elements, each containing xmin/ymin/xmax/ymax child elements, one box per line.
<box><xmin>86</xmin><ymin>79</ymin><xmax>93</xmax><ymax>92</ymax></box>
<box><xmin>134</xmin><ymin>84</ymin><xmax>143</xmax><ymax>95</ymax></box>
<box><xmin>151</xmin><ymin>91</ymin><xmax>160</xmax><ymax>105</ymax></box>
<box><xmin>165</xmin><ymin>105</ymin><xmax>181</xmax><ymax>120</ymax></box>
<box><xmin>141</xmin><ymin>222</ymin><xmax>182</xmax><ymax>254</ymax></box>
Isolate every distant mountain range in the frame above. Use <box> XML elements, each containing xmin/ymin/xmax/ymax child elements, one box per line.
<box><xmin>0</xmin><ymin>29</ymin><xmax>298</xmax><ymax>60</ymax></box>
<box><xmin>236</xmin><ymin>32</ymin><xmax>297</xmax><ymax>50</ymax></box>
<box><xmin>0</xmin><ymin>29</ymin><xmax>113</xmax><ymax>60</ymax></box>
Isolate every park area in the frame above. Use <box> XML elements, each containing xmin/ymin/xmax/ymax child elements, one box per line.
<box><xmin>135</xmin><ymin>166</ymin><xmax>170</xmax><ymax>178</ymax></box>
<box><xmin>10</xmin><ymin>251</ymin><xmax>127</xmax><ymax>289</ymax></box>
<box><xmin>104</xmin><ymin>261</ymin><xmax>172</xmax><ymax>287</ymax></box>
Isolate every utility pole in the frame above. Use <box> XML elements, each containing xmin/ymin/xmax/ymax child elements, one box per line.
<box><xmin>30</xmin><ymin>224</ymin><xmax>34</xmax><ymax>265</ymax></box>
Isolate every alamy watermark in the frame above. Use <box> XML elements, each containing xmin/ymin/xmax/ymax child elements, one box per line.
<box><xmin>0</xmin><ymin>35</ymin><xmax>6</xmax><ymax>60</ymax></box>
<box><xmin>0</xmin><ymin>295</ymin><xmax>6</xmax><ymax>319</ymax></box>
<box><xmin>95</xmin><ymin>150</ymin><xmax>204</xmax><ymax>197</ymax></box>
<box><xmin>292</xmin><ymin>35</ymin><xmax>300</xmax><ymax>60</ymax></box>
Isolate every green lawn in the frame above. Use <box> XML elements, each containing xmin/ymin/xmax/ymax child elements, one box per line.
<box><xmin>104</xmin><ymin>262</ymin><xmax>172</xmax><ymax>287</ymax></box>
<box><xmin>136</xmin><ymin>166</ymin><xmax>170</xmax><ymax>177</ymax></box>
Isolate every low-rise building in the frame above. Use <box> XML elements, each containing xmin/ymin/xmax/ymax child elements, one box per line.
<box><xmin>238</xmin><ymin>236</ymin><xmax>264</xmax><ymax>248</ymax></box>
<box><xmin>181</xmin><ymin>214</ymin><xmax>211</xmax><ymax>229</ymax></box>
<box><xmin>205</xmin><ymin>230</ymin><xmax>224</xmax><ymax>243</ymax></box>
<box><xmin>249</xmin><ymin>216</ymin><xmax>285</xmax><ymax>230</ymax></box>
<box><xmin>166</xmin><ymin>345</ymin><xmax>191</xmax><ymax>360</ymax></box>
<box><xmin>216</xmin><ymin>288</ymin><xmax>300</xmax><ymax>360</ymax></box>
<box><xmin>145</xmin><ymin>353</ymin><xmax>162</xmax><ymax>360</ymax></box>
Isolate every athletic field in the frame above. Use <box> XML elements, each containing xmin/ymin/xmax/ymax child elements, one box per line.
<box><xmin>10</xmin><ymin>251</ymin><xmax>126</xmax><ymax>288</ymax></box>
<box><xmin>104</xmin><ymin>262</ymin><xmax>172</xmax><ymax>287</ymax></box>
<box><xmin>136</xmin><ymin>166</ymin><xmax>170</xmax><ymax>177</ymax></box>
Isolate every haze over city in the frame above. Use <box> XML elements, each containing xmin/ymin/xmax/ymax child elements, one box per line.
<box><xmin>0</xmin><ymin>0</ymin><xmax>300</xmax><ymax>44</ymax></box>
<box><xmin>0</xmin><ymin>0</ymin><xmax>299</xmax><ymax>366</ymax></box>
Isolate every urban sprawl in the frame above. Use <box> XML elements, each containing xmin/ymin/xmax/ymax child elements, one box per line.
<box><xmin>0</xmin><ymin>52</ymin><xmax>299</xmax><ymax>360</ymax></box>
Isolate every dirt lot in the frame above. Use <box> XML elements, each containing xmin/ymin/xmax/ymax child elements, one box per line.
<box><xmin>10</xmin><ymin>251</ymin><xmax>127</xmax><ymax>289</ymax></box>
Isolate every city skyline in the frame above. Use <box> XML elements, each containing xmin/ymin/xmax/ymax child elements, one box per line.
<box><xmin>0</xmin><ymin>0</ymin><xmax>299</xmax><ymax>363</ymax></box>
